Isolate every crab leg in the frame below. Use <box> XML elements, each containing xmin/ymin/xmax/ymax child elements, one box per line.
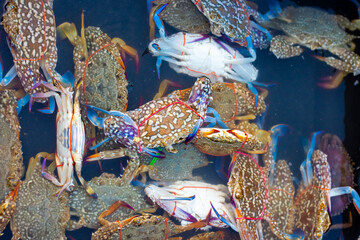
<box><xmin>0</xmin><ymin>65</ymin><xmax>17</xmax><ymax>87</ymax></box>
<box><xmin>329</xmin><ymin>186</ymin><xmax>360</xmax><ymax>214</ymax></box>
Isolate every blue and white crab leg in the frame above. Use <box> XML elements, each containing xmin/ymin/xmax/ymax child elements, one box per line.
<box><xmin>205</xmin><ymin>107</ymin><xmax>228</xmax><ymax>129</ymax></box>
<box><xmin>329</xmin><ymin>186</ymin><xmax>360</xmax><ymax>214</ymax></box>
<box><xmin>262</xmin><ymin>0</ymin><xmax>282</xmax><ymax>21</ymax></box>
<box><xmin>153</xmin><ymin>3</ymin><xmax>168</xmax><ymax>38</ymax></box>
<box><xmin>0</xmin><ymin>65</ymin><xmax>17</xmax><ymax>87</ymax></box>
<box><xmin>210</xmin><ymin>202</ymin><xmax>238</xmax><ymax>232</ymax></box>
<box><xmin>300</xmin><ymin>131</ymin><xmax>323</xmax><ymax>187</ymax></box>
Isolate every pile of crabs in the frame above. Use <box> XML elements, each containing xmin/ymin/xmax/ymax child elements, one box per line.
<box><xmin>0</xmin><ymin>0</ymin><xmax>360</xmax><ymax>239</ymax></box>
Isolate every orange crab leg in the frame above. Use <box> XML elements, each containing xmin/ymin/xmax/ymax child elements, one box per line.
<box><xmin>81</xmin><ymin>11</ymin><xmax>88</xmax><ymax>59</ymax></box>
<box><xmin>154</xmin><ymin>79</ymin><xmax>183</xmax><ymax>99</ymax></box>
<box><xmin>112</xmin><ymin>38</ymin><xmax>139</xmax><ymax>72</ymax></box>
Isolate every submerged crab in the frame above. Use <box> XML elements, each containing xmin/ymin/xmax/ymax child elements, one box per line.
<box><xmin>264</xmin><ymin>5</ymin><xmax>360</xmax><ymax>75</ymax></box>
<box><xmin>316</xmin><ymin>133</ymin><xmax>354</xmax><ymax>216</ymax></box>
<box><xmin>57</xmin><ymin>14</ymin><xmax>138</xmax><ymax>148</ymax></box>
<box><xmin>148</xmin><ymin>0</ymin><xmax>210</xmax><ymax>39</ymax></box>
<box><xmin>92</xmin><ymin>208</ymin><xmax>201</xmax><ymax>240</ymax></box>
<box><xmin>67</xmin><ymin>173</ymin><xmax>150</xmax><ymax>230</ymax></box>
<box><xmin>139</xmin><ymin>142</ymin><xmax>209</xmax><ymax>182</ymax></box>
<box><xmin>11</xmin><ymin>153</ymin><xmax>70</xmax><ymax>240</ymax></box>
<box><xmin>0</xmin><ymin>89</ymin><xmax>23</xmax><ymax>199</ymax></box>
<box><xmin>1</xmin><ymin>0</ymin><xmax>63</xmax><ymax>110</ymax></box>
<box><xmin>294</xmin><ymin>132</ymin><xmax>360</xmax><ymax>239</ymax></box>
<box><xmin>226</xmin><ymin>125</ymin><xmax>301</xmax><ymax>239</ymax></box>
<box><xmin>145</xmin><ymin>181</ymin><xmax>235</xmax><ymax>229</ymax></box>
<box><xmin>86</xmin><ymin>77</ymin><xmax>219</xmax><ymax>183</ymax></box>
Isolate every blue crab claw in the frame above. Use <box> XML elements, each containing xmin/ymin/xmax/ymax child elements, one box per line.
<box><xmin>109</xmin><ymin>110</ymin><xmax>138</xmax><ymax>129</ymax></box>
<box><xmin>37</xmin><ymin>96</ymin><xmax>56</xmax><ymax>114</ymax></box>
<box><xmin>185</xmin><ymin>120</ymin><xmax>202</xmax><ymax>144</ymax></box>
<box><xmin>210</xmin><ymin>202</ymin><xmax>238</xmax><ymax>232</ymax></box>
<box><xmin>246</xmin><ymin>82</ymin><xmax>259</xmax><ymax>107</ymax></box>
<box><xmin>0</xmin><ymin>65</ymin><xmax>17</xmax><ymax>87</ymax></box>
<box><xmin>160</xmin><ymin>195</ymin><xmax>195</xmax><ymax>201</ymax></box>
<box><xmin>153</xmin><ymin>3</ymin><xmax>168</xmax><ymax>38</ymax></box>
<box><xmin>59</xmin><ymin>71</ymin><xmax>75</xmax><ymax>88</ymax></box>
<box><xmin>143</xmin><ymin>147</ymin><xmax>166</xmax><ymax>158</ymax></box>
<box><xmin>206</xmin><ymin>107</ymin><xmax>228</xmax><ymax>129</ymax></box>
<box><xmin>330</xmin><ymin>186</ymin><xmax>360</xmax><ymax>214</ymax></box>
<box><xmin>300</xmin><ymin>131</ymin><xmax>323</xmax><ymax>187</ymax></box>
<box><xmin>16</xmin><ymin>94</ymin><xmax>30</xmax><ymax>114</ymax></box>
<box><xmin>86</xmin><ymin>108</ymin><xmax>106</xmax><ymax>129</ymax></box>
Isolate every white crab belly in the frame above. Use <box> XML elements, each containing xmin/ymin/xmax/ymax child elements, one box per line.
<box><xmin>56</xmin><ymin>114</ymin><xmax>85</xmax><ymax>166</ymax></box>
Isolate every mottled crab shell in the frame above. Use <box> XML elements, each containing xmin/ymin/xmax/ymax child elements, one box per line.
<box><xmin>0</xmin><ymin>90</ymin><xmax>23</xmax><ymax>199</ymax></box>
<box><xmin>191</xmin><ymin>0</ymin><xmax>252</xmax><ymax>42</ymax></box>
<box><xmin>1</xmin><ymin>0</ymin><xmax>58</xmax><ymax>96</ymax></box>
<box><xmin>228</xmin><ymin>153</ymin><xmax>267</xmax><ymax>239</ymax></box>
<box><xmin>294</xmin><ymin>150</ymin><xmax>331</xmax><ymax>240</ymax></box>
<box><xmin>153</xmin><ymin>0</ymin><xmax>211</xmax><ymax>34</ymax></box>
<box><xmin>268</xmin><ymin>6</ymin><xmax>357</xmax><ymax>49</ymax></box>
<box><xmin>108</xmin><ymin>77</ymin><xmax>211</xmax><ymax>152</ymax></box>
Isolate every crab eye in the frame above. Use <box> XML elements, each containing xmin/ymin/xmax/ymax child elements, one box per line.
<box><xmin>152</xmin><ymin>43</ymin><xmax>161</xmax><ymax>51</ymax></box>
<box><xmin>235</xmin><ymin>192</ymin><xmax>241</xmax><ymax>200</ymax></box>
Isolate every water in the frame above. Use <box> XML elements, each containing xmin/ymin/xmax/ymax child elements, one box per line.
<box><xmin>0</xmin><ymin>0</ymin><xmax>359</xmax><ymax>239</ymax></box>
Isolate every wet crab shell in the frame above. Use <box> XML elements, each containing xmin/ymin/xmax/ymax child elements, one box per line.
<box><xmin>2</xmin><ymin>0</ymin><xmax>58</xmax><ymax>96</ymax></box>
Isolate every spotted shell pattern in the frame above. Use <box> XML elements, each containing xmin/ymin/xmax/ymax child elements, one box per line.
<box><xmin>1</xmin><ymin>0</ymin><xmax>58</xmax><ymax>96</ymax></box>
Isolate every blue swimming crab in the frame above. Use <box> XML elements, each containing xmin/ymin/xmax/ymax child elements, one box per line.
<box><xmin>294</xmin><ymin>132</ymin><xmax>360</xmax><ymax>239</ymax></box>
<box><xmin>57</xmin><ymin>13</ymin><xmax>138</xmax><ymax>149</ymax></box>
<box><xmin>223</xmin><ymin>125</ymin><xmax>302</xmax><ymax>239</ymax></box>
<box><xmin>263</xmin><ymin>5</ymin><xmax>360</xmax><ymax>76</ymax></box>
<box><xmin>1</xmin><ymin>0</ymin><xmax>63</xmax><ymax>111</ymax></box>
<box><xmin>0</xmin><ymin>89</ymin><xmax>23</xmax><ymax>200</ymax></box>
<box><xmin>86</xmin><ymin>77</ymin><xmax>227</xmax><ymax>183</ymax></box>
<box><xmin>67</xmin><ymin>173</ymin><xmax>150</xmax><ymax>230</ymax></box>
<box><xmin>10</xmin><ymin>153</ymin><xmax>70</xmax><ymax>240</ymax></box>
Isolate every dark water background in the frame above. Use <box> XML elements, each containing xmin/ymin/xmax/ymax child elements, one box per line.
<box><xmin>0</xmin><ymin>0</ymin><xmax>359</xmax><ymax>239</ymax></box>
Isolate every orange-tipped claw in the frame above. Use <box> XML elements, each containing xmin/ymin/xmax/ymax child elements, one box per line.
<box><xmin>227</xmin><ymin>129</ymin><xmax>247</xmax><ymax>142</ymax></box>
<box><xmin>8</xmin><ymin>180</ymin><xmax>20</xmax><ymax>202</ymax></box>
<box><xmin>317</xmin><ymin>70</ymin><xmax>348</xmax><ymax>89</ymax></box>
<box><xmin>100</xmin><ymin>200</ymin><xmax>135</xmax><ymax>219</ymax></box>
<box><xmin>85</xmin><ymin>153</ymin><xmax>101</xmax><ymax>162</ymax></box>
<box><xmin>112</xmin><ymin>38</ymin><xmax>140</xmax><ymax>72</ymax></box>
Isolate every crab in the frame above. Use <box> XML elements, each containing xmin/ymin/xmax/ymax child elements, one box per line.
<box><xmin>139</xmin><ymin>142</ymin><xmax>209</xmax><ymax>182</ymax></box>
<box><xmin>67</xmin><ymin>172</ymin><xmax>150</xmax><ymax>230</ymax></box>
<box><xmin>57</xmin><ymin>13</ymin><xmax>138</xmax><ymax>148</ymax></box>
<box><xmin>31</xmin><ymin>74</ymin><xmax>97</xmax><ymax>198</ymax></box>
<box><xmin>294</xmin><ymin>132</ymin><xmax>360</xmax><ymax>239</ymax></box>
<box><xmin>0</xmin><ymin>181</ymin><xmax>19</xmax><ymax>236</ymax></box>
<box><xmin>92</xmin><ymin>205</ymin><xmax>203</xmax><ymax>240</ymax></box>
<box><xmin>263</xmin><ymin>5</ymin><xmax>360</xmax><ymax>76</ymax></box>
<box><xmin>86</xmin><ymin>77</ymin><xmax>226</xmax><ymax>183</ymax></box>
<box><xmin>145</xmin><ymin>180</ymin><xmax>236</xmax><ymax>230</ymax></box>
<box><xmin>316</xmin><ymin>133</ymin><xmax>354</xmax><ymax>216</ymax></box>
<box><xmin>166</xmin><ymin>82</ymin><xmax>267</xmax><ymax>128</ymax></box>
<box><xmin>193</xmin><ymin>127</ymin><xmax>269</xmax><ymax>156</ymax></box>
<box><xmin>148</xmin><ymin>0</ymin><xmax>210</xmax><ymax>40</ymax></box>
<box><xmin>10</xmin><ymin>153</ymin><xmax>70</xmax><ymax>240</ymax></box>
<box><xmin>146</xmin><ymin>5</ymin><xmax>264</xmax><ymax>104</ymax></box>
<box><xmin>0</xmin><ymin>89</ymin><xmax>23</xmax><ymax>200</ymax></box>
<box><xmin>225</xmin><ymin>125</ymin><xmax>302</xmax><ymax>239</ymax></box>
<box><xmin>1</xmin><ymin>0</ymin><xmax>63</xmax><ymax>111</ymax></box>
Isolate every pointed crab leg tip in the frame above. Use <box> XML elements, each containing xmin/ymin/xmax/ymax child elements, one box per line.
<box><xmin>117</xmin><ymin>200</ymin><xmax>135</xmax><ymax>211</ymax></box>
<box><xmin>90</xmin><ymin>193</ymin><xmax>98</xmax><ymax>200</ymax></box>
<box><xmin>85</xmin><ymin>153</ymin><xmax>101</xmax><ymax>162</ymax></box>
